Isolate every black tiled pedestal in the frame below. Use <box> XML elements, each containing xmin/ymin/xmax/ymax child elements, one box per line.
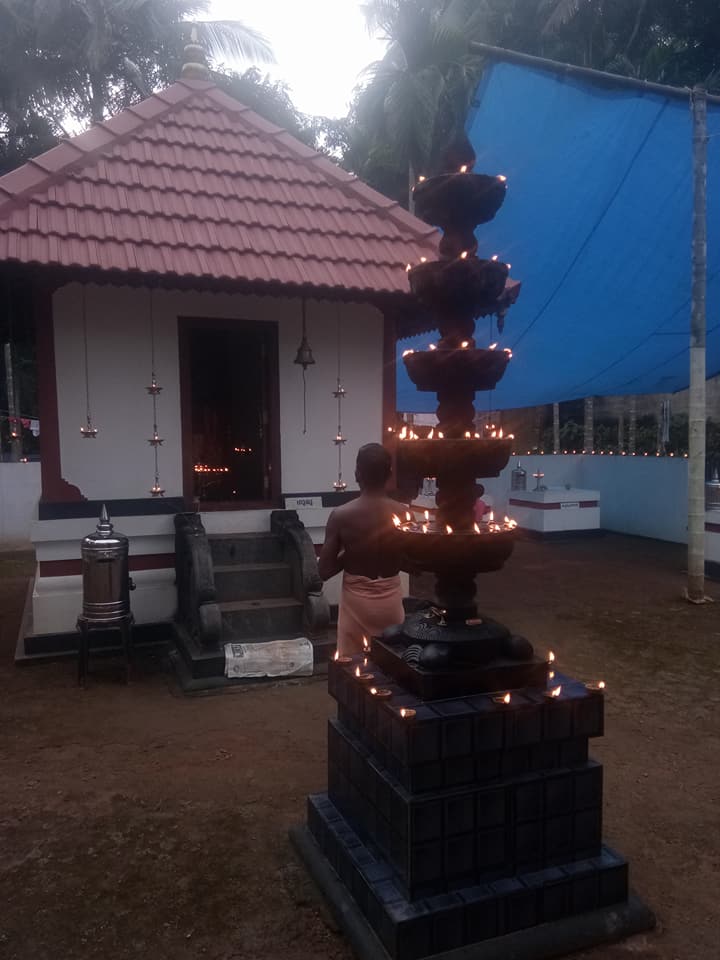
<box><xmin>291</xmin><ymin>654</ymin><xmax>654</xmax><ymax>960</ymax></box>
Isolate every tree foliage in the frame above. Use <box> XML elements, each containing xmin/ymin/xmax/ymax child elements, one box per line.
<box><xmin>348</xmin><ymin>1</ymin><xmax>488</xmax><ymax>206</ymax></box>
<box><xmin>0</xmin><ymin>0</ymin><xmax>275</xmax><ymax>172</ymax></box>
<box><xmin>346</xmin><ymin>0</ymin><xmax>720</xmax><ymax>207</ymax></box>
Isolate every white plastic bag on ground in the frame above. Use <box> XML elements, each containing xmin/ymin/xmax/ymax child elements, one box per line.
<box><xmin>224</xmin><ymin>637</ymin><xmax>314</xmax><ymax>679</ymax></box>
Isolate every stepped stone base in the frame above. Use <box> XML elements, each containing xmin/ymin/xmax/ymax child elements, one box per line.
<box><xmin>291</xmin><ymin>652</ymin><xmax>653</xmax><ymax>960</ymax></box>
<box><xmin>290</xmin><ymin>822</ymin><xmax>654</xmax><ymax>960</ymax></box>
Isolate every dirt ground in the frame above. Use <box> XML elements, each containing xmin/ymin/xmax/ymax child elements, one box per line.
<box><xmin>0</xmin><ymin>534</ymin><xmax>718</xmax><ymax>960</ymax></box>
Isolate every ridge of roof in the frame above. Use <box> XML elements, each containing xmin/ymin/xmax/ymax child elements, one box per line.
<box><xmin>0</xmin><ymin>78</ymin><xmax>436</xmax><ymax>244</ymax></box>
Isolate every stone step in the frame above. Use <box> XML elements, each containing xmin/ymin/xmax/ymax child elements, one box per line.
<box><xmin>213</xmin><ymin>562</ymin><xmax>293</xmax><ymax>602</ymax></box>
<box><xmin>209</xmin><ymin>533</ymin><xmax>284</xmax><ymax>565</ymax></box>
<box><xmin>219</xmin><ymin>597</ymin><xmax>304</xmax><ymax>639</ymax></box>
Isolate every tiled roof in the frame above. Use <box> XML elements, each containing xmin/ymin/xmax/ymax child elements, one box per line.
<box><xmin>0</xmin><ymin>80</ymin><xmax>438</xmax><ymax>297</ymax></box>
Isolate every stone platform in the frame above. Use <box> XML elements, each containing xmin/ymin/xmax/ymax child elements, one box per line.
<box><xmin>291</xmin><ymin>653</ymin><xmax>654</xmax><ymax>960</ymax></box>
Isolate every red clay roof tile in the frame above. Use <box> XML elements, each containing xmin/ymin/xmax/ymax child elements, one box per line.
<box><xmin>0</xmin><ymin>81</ymin><xmax>437</xmax><ymax>296</ymax></box>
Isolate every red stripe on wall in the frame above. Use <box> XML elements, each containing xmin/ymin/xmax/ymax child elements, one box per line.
<box><xmin>705</xmin><ymin>522</ymin><xmax>720</xmax><ymax>533</ymax></box>
<box><xmin>39</xmin><ymin>553</ymin><xmax>176</xmax><ymax>578</ymax></box>
<box><xmin>508</xmin><ymin>499</ymin><xmax>599</xmax><ymax>511</ymax></box>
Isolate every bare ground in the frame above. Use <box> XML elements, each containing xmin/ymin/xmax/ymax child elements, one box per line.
<box><xmin>0</xmin><ymin>534</ymin><xmax>718</xmax><ymax>960</ymax></box>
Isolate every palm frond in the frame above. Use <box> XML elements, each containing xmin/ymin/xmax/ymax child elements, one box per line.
<box><xmin>191</xmin><ymin>19</ymin><xmax>274</xmax><ymax>64</ymax></box>
<box><xmin>541</xmin><ymin>0</ymin><xmax>583</xmax><ymax>36</ymax></box>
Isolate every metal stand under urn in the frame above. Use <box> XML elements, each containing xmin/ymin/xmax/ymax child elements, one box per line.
<box><xmin>77</xmin><ymin>505</ymin><xmax>135</xmax><ymax>685</ymax></box>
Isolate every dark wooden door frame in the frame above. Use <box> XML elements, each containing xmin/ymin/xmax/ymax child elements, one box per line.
<box><xmin>177</xmin><ymin>315</ymin><xmax>282</xmax><ymax>510</ymax></box>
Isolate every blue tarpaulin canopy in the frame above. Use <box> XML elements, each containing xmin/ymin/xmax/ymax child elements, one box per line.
<box><xmin>397</xmin><ymin>54</ymin><xmax>720</xmax><ymax>413</ymax></box>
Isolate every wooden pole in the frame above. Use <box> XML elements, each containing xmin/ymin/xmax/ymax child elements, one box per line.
<box><xmin>552</xmin><ymin>402</ymin><xmax>560</xmax><ymax>453</ymax></box>
<box><xmin>617</xmin><ymin>398</ymin><xmax>625</xmax><ymax>453</ymax></box>
<box><xmin>687</xmin><ymin>86</ymin><xmax>707</xmax><ymax>602</ymax></box>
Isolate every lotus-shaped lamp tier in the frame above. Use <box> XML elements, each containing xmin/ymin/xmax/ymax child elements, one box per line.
<box><xmin>391</xmin><ymin>522</ymin><xmax>515</xmax><ymax>576</ymax></box>
<box><xmin>413</xmin><ymin>173</ymin><xmax>508</xmax><ymax>230</ymax></box>
<box><xmin>408</xmin><ymin>257</ymin><xmax>513</xmax><ymax>318</ymax></box>
<box><xmin>397</xmin><ymin>436</ymin><xmax>513</xmax><ymax>480</ymax></box>
<box><xmin>403</xmin><ymin>346</ymin><xmax>510</xmax><ymax>393</ymax></box>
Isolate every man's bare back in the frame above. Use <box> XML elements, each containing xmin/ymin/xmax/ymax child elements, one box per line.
<box><xmin>318</xmin><ymin>491</ymin><xmax>409</xmax><ymax>581</ymax></box>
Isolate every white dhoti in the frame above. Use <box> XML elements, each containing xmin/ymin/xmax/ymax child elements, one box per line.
<box><xmin>337</xmin><ymin>572</ymin><xmax>404</xmax><ymax>656</ymax></box>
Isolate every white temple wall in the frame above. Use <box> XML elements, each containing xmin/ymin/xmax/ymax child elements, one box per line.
<box><xmin>52</xmin><ymin>283</ymin><xmax>384</xmax><ymax>502</ymax></box>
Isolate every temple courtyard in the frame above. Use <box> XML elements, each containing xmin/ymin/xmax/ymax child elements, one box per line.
<box><xmin>0</xmin><ymin>533</ymin><xmax>717</xmax><ymax>960</ymax></box>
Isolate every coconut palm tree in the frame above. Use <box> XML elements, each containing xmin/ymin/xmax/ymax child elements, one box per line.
<box><xmin>355</xmin><ymin>0</ymin><xmax>489</xmax><ymax>209</ymax></box>
<box><xmin>0</xmin><ymin>0</ymin><xmax>273</xmax><ymax>129</ymax></box>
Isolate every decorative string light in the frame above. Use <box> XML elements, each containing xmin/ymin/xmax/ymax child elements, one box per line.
<box><xmin>333</xmin><ymin>304</ymin><xmax>347</xmax><ymax>491</ymax></box>
<box><xmin>146</xmin><ymin>289</ymin><xmax>164</xmax><ymax>496</ymax></box>
<box><xmin>80</xmin><ymin>286</ymin><xmax>98</xmax><ymax>437</ymax></box>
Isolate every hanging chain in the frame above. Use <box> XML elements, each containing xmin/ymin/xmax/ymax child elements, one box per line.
<box><xmin>80</xmin><ymin>286</ymin><xmax>98</xmax><ymax>437</ymax></box>
<box><xmin>147</xmin><ymin>288</ymin><xmax>164</xmax><ymax>495</ymax></box>
<box><xmin>333</xmin><ymin>303</ymin><xmax>347</xmax><ymax>491</ymax></box>
<box><xmin>302</xmin><ymin>299</ymin><xmax>308</xmax><ymax>434</ymax></box>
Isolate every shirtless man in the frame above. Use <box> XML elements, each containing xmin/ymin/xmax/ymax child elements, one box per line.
<box><xmin>318</xmin><ymin>443</ymin><xmax>408</xmax><ymax>656</ymax></box>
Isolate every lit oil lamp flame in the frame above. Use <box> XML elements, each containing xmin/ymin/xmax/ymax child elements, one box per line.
<box><xmin>420</xmin><ymin>256</ymin><xmax>427</xmax><ymax>262</ymax></box>
<box><xmin>406</xmin><ymin>511</ymin><xmax>412</xmax><ymax>522</ymax></box>
<box><xmin>549</xmin><ymin>670</ymin><xmax>555</xmax><ymax>680</ymax></box>
<box><xmin>422</xmin><ymin>524</ymin><xmax>428</xmax><ymax>534</ymax></box>
<box><xmin>498</xmin><ymin>175</ymin><xmax>507</xmax><ymax>182</ymax></box>
<box><xmin>460</xmin><ymin>251</ymin><xmax>468</xmax><ymax>259</ymax></box>
<box><xmin>418</xmin><ymin>175</ymin><xmax>426</xmax><ymax>182</ymax></box>
<box><xmin>355</xmin><ymin>666</ymin><xmax>360</xmax><ymax>677</ymax></box>
<box><xmin>333</xmin><ymin>650</ymin><xmax>339</xmax><ymax>661</ymax></box>
<box><xmin>474</xmin><ymin>523</ymin><xmax>481</xmax><ymax>534</ymax></box>
<box><xmin>491</xmin><ymin>430</ymin><xmax>497</xmax><ymax>438</ymax></box>
<box><xmin>489</xmin><ymin>511</ymin><xmax>494</xmax><ymax>522</ymax></box>
<box><xmin>459</xmin><ymin>164</ymin><xmax>468</xmax><ymax>173</ymax></box>
<box><xmin>446</xmin><ymin>525</ymin><xmax>453</xmax><ymax>535</ymax></box>
<box><xmin>491</xmin><ymin>254</ymin><xmax>498</xmax><ymax>261</ymax></box>
<box><xmin>424</xmin><ymin>510</ymin><xmax>430</xmax><ymax>521</ymax></box>
<box><xmin>392</xmin><ymin>514</ymin><xmax>401</xmax><ymax>527</ymax></box>
<box><xmin>504</xmin><ymin>348</ymin><xmax>513</xmax><ymax>358</ymax></box>
<box><xmin>548</xmin><ymin>650</ymin><xmax>555</xmax><ymax>663</ymax></box>
<box><xmin>362</xmin><ymin>636</ymin><xmax>370</xmax><ymax>651</ymax></box>
<box><xmin>438</xmin><ymin>431</ymin><xmax>444</xmax><ymax>439</ymax></box>
<box><xmin>399</xmin><ymin>425</ymin><xmax>408</xmax><ymax>439</ymax></box>
<box><xmin>474</xmin><ymin>432</ymin><xmax>480</xmax><ymax>438</ymax></box>
<box><xmin>400</xmin><ymin>707</ymin><xmax>417</xmax><ymax>719</ymax></box>
<box><xmin>428</xmin><ymin>428</ymin><xmax>434</xmax><ymax>440</ymax></box>
<box><xmin>370</xmin><ymin>687</ymin><xmax>378</xmax><ymax>695</ymax></box>
<box><xmin>405</xmin><ymin>263</ymin><xmax>412</xmax><ymax>272</ymax></box>
<box><xmin>550</xmin><ymin>685</ymin><xmax>562</xmax><ymax>698</ymax></box>
<box><xmin>428</xmin><ymin>343</ymin><xmax>437</xmax><ymax>351</ymax></box>
<box><xmin>465</xmin><ymin>431</ymin><xmax>472</xmax><ymax>438</ymax></box>
<box><xmin>461</xmin><ymin>340</ymin><xmax>469</xmax><ymax>348</ymax></box>
<box><xmin>402</xmin><ymin>349</ymin><xmax>414</xmax><ymax>358</ymax></box>
<box><xmin>489</xmin><ymin>342</ymin><xmax>498</xmax><ymax>350</ymax></box>
<box><xmin>498</xmin><ymin>428</ymin><xmax>504</xmax><ymax>438</ymax></box>
<box><xmin>506</xmin><ymin>262</ymin><xmax>512</xmax><ymax>270</ymax></box>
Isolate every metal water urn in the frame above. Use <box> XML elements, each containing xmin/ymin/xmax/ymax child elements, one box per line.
<box><xmin>80</xmin><ymin>505</ymin><xmax>133</xmax><ymax>623</ymax></box>
<box><xmin>511</xmin><ymin>460</ymin><xmax>527</xmax><ymax>491</ymax></box>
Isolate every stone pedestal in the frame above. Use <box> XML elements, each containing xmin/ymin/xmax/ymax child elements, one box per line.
<box><xmin>291</xmin><ymin>653</ymin><xmax>654</xmax><ymax>960</ymax></box>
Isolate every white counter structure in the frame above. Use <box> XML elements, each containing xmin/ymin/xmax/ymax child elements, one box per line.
<box><xmin>508</xmin><ymin>487</ymin><xmax>601</xmax><ymax>536</ymax></box>
<box><xmin>705</xmin><ymin>512</ymin><xmax>720</xmax><ymax>578</ymax></box>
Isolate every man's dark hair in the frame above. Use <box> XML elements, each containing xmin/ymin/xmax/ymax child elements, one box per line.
<box><xmin>475</xmin><ymin>483</ymin><xmax>485</xmax><ymax>497</ymax></box>
<box><xmin>356</xmin><ymin>443</ymin><xmax>391</xmax><ymax>490</ymax></box>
